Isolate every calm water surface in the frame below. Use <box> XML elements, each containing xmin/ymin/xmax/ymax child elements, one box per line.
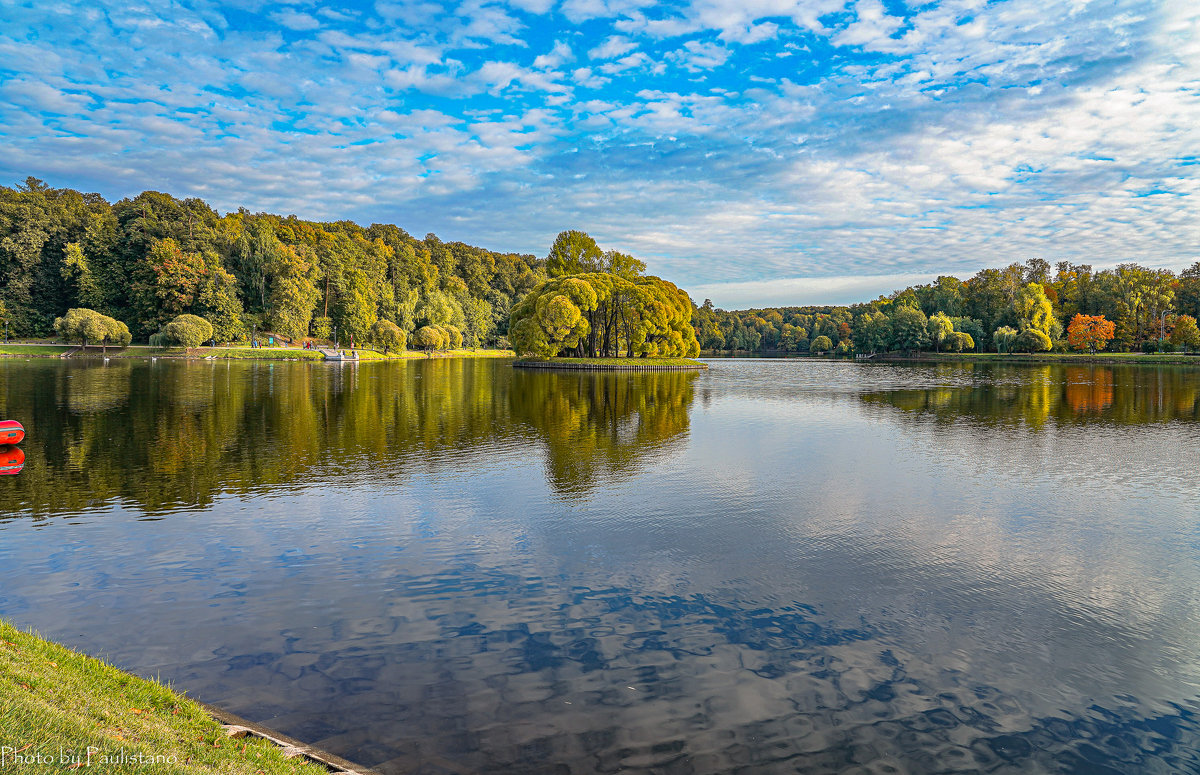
<box><xmin>1</xmin><ymin>357</ymin><xmax>1199</xmax><ymax>774</ymax></box>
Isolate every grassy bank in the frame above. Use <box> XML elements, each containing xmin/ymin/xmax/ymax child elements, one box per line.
<box><xmin>0</xmin><ymin>345</ymin><xmax>74</xmax><ymax>356</ymax></box>
<box><xmin>0</xmin><ymin>620</ymin><xmax>327</xmax><ymax>774</ymax></box>
<box><xmin>187</xmin><ymin>346</ymin><xmax>514</xmax><ymax>361</ymax></box>
<box><xmin>186</xmin><ymin>346</ymin><xmax>325</xmax><ymax>361</ymax></box>
<box><xmin>0</xmin><ymin>344</ymin><xmax>514</xmax><ymax>361</ymax></box>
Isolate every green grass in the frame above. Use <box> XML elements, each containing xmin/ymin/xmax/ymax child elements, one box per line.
<box><xmin>156</xmin><ymin>346</ymin><xmax>514</xmax><ymax>361</ymax></box>
<box><xmin>0</xmin><ymin>344</ymin><xmax>515</xmax><ymax>361</ymax></box>
<box><xmin>0</xmin><ymin>345</ymin><xmax>74</xmax><ymax>356</ymax></box>
<box><xmin>518</xmin><ymin>356</ymin><xmax>706</xmax><ymax>367</ymax></box>
<box><xmin>397</xmin><ymin>348</ymin><xmax>514</xmax><ymax>359</ymax></box>
<box><xmin>187</xmin><ymin>346</ymin><xmax>326</xmax><ymax>361</ymax></box>
<box><xmin>0</xmin><ymin>620</ymin><xmax>328</xmax><ymax>774</ymax></box>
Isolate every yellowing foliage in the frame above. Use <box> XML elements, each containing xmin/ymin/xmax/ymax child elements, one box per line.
<box><xmin>510</xmin><ymin>272</ymin><xmax>700</xmax><ymax>359</ymax></box>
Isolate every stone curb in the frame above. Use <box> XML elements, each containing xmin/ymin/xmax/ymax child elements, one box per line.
<box><xmin>199</xmin><ymin>702</ymin><xmax>379</xmax><ymax>775</ymax></box>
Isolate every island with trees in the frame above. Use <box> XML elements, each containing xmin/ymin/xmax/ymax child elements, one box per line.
<box><xmin>508</xmin><ymin>231</ymin><xmax>705</xmax><ymax>370</ymax></box>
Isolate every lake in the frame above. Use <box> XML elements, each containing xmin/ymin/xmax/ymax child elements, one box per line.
<box><xmin>1</xmin><ymin>357</ymin><xmax>1198</xmax><ymax>774</ymax></box>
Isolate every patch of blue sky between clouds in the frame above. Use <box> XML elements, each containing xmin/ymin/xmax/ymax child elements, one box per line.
<box><xmin>0</xmin><ymin>0</ymin><xmax>1197</xmax><ymax>308</ymax></box>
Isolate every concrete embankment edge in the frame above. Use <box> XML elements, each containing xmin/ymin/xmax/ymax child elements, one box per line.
<box><xmin>199</xmin><ymin>702</ymin><xmax>379</xmax><ymax>775</ymax></box>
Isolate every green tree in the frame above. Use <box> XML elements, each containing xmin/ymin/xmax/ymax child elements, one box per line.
<box><xmin>948</xmin><ymin>331</ymin><xmax>974</xmax><ymax>352</ymax></box>
<box><xmin>460</xmin><ymin>296</ymin><xmax>492</xmax><ymax>347</ymax></box>
<box><xmin>949</xmin><ymin>317</ymin><xmax>983</xmax><ymax>351</ymax></box>
<box><xmin>164</xmin><ymin>313</ymin><xmax>214</xmax><ymax>348</ymax></box>
<box><xmin>412</xmin><ymin>325</ymin><xmax>443</xmax><ymax>350</ymax></box>
<box><xmin>993</xmin><ymin>325</ymin><xmax>1018</xmax><ymax>353</ymax></box>
<box><xmin>267</xmin><ymin>244</ymin><xmax>318</xmax><ymax>339</ymax></box>
<box><xmin>311</xmin><ymin>316</ymin><xmax>332</xmax><ymax>341</ymax></box>
<box><xmin>601</xmin><ymin>249</ymin><xmax>646</xmax><ymax>279</ymax></box>
<box><xmin>1014</xmin><ymin>328</ymin><xmax>1052</xmax><ymax>353</ymax></box>
<box><xmin>53</xmin><ymin>308</ymin><xmax>130</xmax><ymax>348</ymax></box>
<box><xmin>1012</xmin><ymin>282</ymin><xmax>1055</xmax><ymax>336</ymax></box>
<box><xmin>369</xmin><ymin>319</ymin><xmax>406</xmax><ymax>353</ymax></box>
<box><xmin>332</xmin><ymin>268</ymin><xmax>378</xmax><ymax>346</ymax></box>
<box><xmin>931</xmin><ymin>275</ymin><xmax>965</xmax><ymax>317</ymax></box>
<box><xmin>60</xmin><ymin>242</ymin><xmax>103</xmax><ymax>309</ymax></box>
<box><xmin>853</xmin><ymin>309</ymin><xmax>892</xmax><ymax>353</ymax></box>
<box><xmin>1177</xmin><ymin>263</ymin><xmax>1200</xmax><ymax>319</ymax></box>
<box><xmin>890</xmin><ymin>306</ymin><xmax>929</xmax><ymax>353</ymax></box>
<box><xmin>1170</xmin><ymin>314</ymin><xmax>1200</xmax><ymax>352</ymax></box>
<box><xmin>444</xmin><ymin>324</ymin><xmax>464</xmax><ymax>349</ymax></box>
<box><xmin>927</xmin><ymin>311</ymin><xmax>954</xmax><ymax>352</ymax></box>
<box><xmin>509</xmin><ymin>271</ymin><xmax>698</xmax><ymax>358</ymax></box>
<box><xmin>133</xmin><ymin>238</ymin><xmax>206</xmax><ymax>334</ymax></box>
<box><xmin>692</xmin><ymin>299</ymin><xmax>725</xmax><ymax>350</ymax></box>
<box><xmin>195</xmin><ymin>258</ymin><xmax>246</xmax><ymax>342</ymax></box>
<box><xmin>810</xmin><ymin>335</ymin><xmax>832</xmax><ymax>352</ymax></box>
<box><xmin>545</xmin><ymin>230</ymin><xmax>603</xmax><ymax>277</ymax></box>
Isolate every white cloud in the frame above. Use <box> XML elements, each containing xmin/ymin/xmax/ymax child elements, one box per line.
<box><xmin>1</xmin><ymin>0</ymin><xmax>1196</xmax><ymax>308</ymax></box>
<box><xmin>588</xmin><ymin>35</ymin><xmax>637</xmax><ymax>60</ymax></box>
<box><xmin>505</xmin><ymin>0</ymin><xmax>555</xmax><ymax>13</ymax></box>
<box><xmin>671</xmin><ymin>40</ymin><xmax>730</xmax><ymax>71</ymax></box>
<box><xmin>598</xmin><ymin>51</ymin><xmax>653</xmax><ymax>74</ymax></box>
<box><xmin>269</xmin><ymin>10</ymin><xmax>321</xmax><ymax>31</ymax></box>
<box><xmin>832</xmin><ymin>0</ymin><xmax>903</xmax><ymax>48</ymax></box>
<box><xmin>532</xmin><ymin>40</ymin><xmax>573</xmax><ymax>68</ymax></box>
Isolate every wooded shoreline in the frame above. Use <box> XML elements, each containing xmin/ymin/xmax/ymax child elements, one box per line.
<box><xmin>702</xmin><ymin>350</ymin><xmax>1200</xmax><ymax>366</ymax></box>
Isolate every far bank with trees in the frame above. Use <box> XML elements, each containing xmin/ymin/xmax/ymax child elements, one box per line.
<box><xmin>3</xmin><ymin>178</ymin><xmax>1200</xmax><ymax>366</ymax></box>
<box><xmin>693</xmin><ymin>259</ymin><xmax>1200</xmax><ymax>359</ymax></box>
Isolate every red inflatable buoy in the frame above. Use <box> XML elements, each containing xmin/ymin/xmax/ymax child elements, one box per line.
<box><xmin>0</xmin><ymin>445</ymin><xmax>23</xmax><ymax>475</ymax></box>
<box><xmin>0</xmin><ymin>421</ymin><xmax>23</xmax><ymax>445</ymax></box>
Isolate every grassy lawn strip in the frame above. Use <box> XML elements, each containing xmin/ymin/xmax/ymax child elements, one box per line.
<box><xmin>159</xmin><ymin>347</ymin><xmax>514</xmax><ymax>361</ymax></box>
<box><xmin>0</xmin><ymin>620</ymin><xmax>328</xmax><ymax>774</ymax></box>
<box><xmin>187</xmin><ymin>347</ymin><xmax>325</xmax><ymax>361</ymax></box>
<box><xmin>519</xmin><ymin>356</ymin><xmax>706</xmax><ymax>367</ymax></box>
<box><xmin>395</xmin><ymin>348</ymin><xmax>514</xmax><ymax>359</ymax></box>
<box><xmin>0</xmin><ymin>345</ymin><xmax>74</xmax><ymax>356</ymax></box>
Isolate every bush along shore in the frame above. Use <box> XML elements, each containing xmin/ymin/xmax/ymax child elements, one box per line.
<box><xmin>0</xmin><ymin>620</ymin><xmax>368</xmax><ymax>774</ymax></box>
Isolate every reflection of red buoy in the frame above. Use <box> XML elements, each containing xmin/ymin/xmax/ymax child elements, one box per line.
<box><xmin>0</xmin><ymin>445</ymin><xmax>23</xmax><ymax>475</ymax></box>
<box><xmin>0</xmin><ymin>421</ymin><xmax>23</xmax><ymax>445</ymax></box>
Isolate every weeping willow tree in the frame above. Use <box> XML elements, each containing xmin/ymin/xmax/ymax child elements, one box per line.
<box><xmin>509</xmin><ymin>272</ymin><xmax>700</xmax><ymax>358</ymax></box>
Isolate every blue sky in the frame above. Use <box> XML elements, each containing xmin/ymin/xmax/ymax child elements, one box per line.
<box><xmin>1</xmin><ymin>0</ymin><xmax>1197</xmax><ymax>307</ymax></box>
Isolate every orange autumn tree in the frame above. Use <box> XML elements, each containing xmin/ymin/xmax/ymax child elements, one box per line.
<box><xmin>1067</xmin><ymin>314</ymin><xmax>1115</xmax><ymax>353</ymax></box>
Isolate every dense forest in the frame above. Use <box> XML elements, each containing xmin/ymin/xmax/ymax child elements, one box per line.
<box><xmin>3</xmin><ymin>177</ymin><xmax>1199</xmax><ymax>356</ymax></box>
<box><xmin>0</xmin><ymin>177</ymin><xmax>546</xmax><ymax>346</ymax></box>
<box><xmin>696</xmin><ymin>259</ymin><xmax>1200</xmax><ymax>355</ymax></box>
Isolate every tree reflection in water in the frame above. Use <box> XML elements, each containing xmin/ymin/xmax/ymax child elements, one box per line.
<box><xmin>858</xmin><ymin>363</ymin><xmax>1200</xmax><ymax>427</ymax></box>
<box><xmin>509</xmin><ymin>368</ymin><xmax>696</xmax><ymax>496</ymax></box>
<box><xmin>1</xmin><ymin>359</ymin><xmax>698</xmax><ymax>516</ymax></box>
